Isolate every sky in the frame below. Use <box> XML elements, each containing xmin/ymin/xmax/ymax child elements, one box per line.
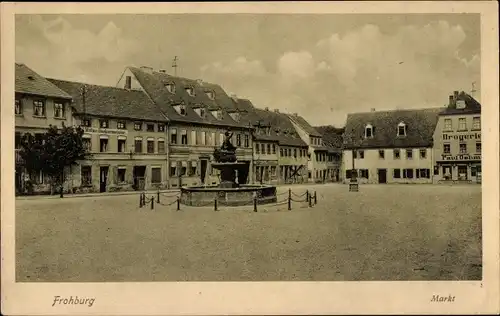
<box><xmin>15</xmin><ymin>14</ymin><xmax>480</xmax><ymax>127</ymax></box>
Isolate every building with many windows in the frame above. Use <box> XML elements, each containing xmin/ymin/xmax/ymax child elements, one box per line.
<box><xmin>432</xmin><ymin>91</ymin><xmax>481</xmax><ymax>183</ymax></box>
<box><xmin>116</xmin><ymin>66</ymin><xmax>254</xmax><ymax>189</ymax></box>
<box><xmin>48</xmin><ymin>79</ymin><xmax>170</xmax><ymax>193</ymax></box>
<box><xmin>342</xmin><ymin>108</ymin><xmax>441</xmax><ymax>184</ymax></box>
<box><xmin>314</xmin><ymin>125</ymin><xmax>344</xmax><ymax>182</ymax></box>
<box><xmin>15</xmin><ymin>63</ymin><xmax>74</xmax><ymax>194</ymax></box>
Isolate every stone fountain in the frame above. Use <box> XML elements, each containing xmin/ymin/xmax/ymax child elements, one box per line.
<box><xmin>180</xmin><ymin>131</ymin><xmax>277</xmax><ymax>206</ymax></box>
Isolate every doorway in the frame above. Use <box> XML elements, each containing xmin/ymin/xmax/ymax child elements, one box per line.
<box><xmin>442</xmin><ymin>166</ymin><xmax>452</xmax><ymax>180</ymax></box>
<box><xmin>377</xmin><ymin>169</ymin><xmax>387</xmax><ymax>184</ymax></box>
<box><xmin>100</xmin><ymin>166</ymin><xmax>109</xmax><ymax>193</ymax></box>
<box><xmin>133</xmin><ymin>166</ymin><xmax>146</xmax><ymax>191</ymax></box>
<box><xmin>200</xmin><ymin>159</ymin><xmax>208</xmax><ymax>184</ymax></box>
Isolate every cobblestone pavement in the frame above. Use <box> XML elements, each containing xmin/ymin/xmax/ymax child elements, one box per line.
<box><xmin>15</xmin><ymin>184</ymin><xmax>482</xmax><ymax>281</ymax></box>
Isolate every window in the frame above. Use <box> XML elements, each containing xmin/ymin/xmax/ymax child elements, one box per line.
<box><xmin>158</xmin><ymin>140</ymin><xmax>165</xmax><ymax>153</ymax></box>
<box><xmin>117</xmin><ymin>121</ymin><xmax>126</xmax><ymax>129</ymax></box>
<box><xmin>256</xmin><ymin>143</ymin><xmax>260</xmax><ymax>154</ymax></box>
<box><xmin>170</xmin><ymin>162</ymin><xmax>177</xmax><ymax>177</ymax></box>
<box><xmin>210</xmin><ymin>132</ymin><xmax>216</xmax><ymax>146</ymax></box>
<box><xmin>397</xmin><ymin>122</ymin><xmax>407</xmax><ymax>136</ymax></box>
<box><xmin>54</xmin><ymin>102</ymin><xmax>65</xmax><ymax>118</ymax></box>
<box><xmin>459</xmin><ymin>143</ymin><xmax>467</xmax><ymax>154</ymax></box>
<box><xmin>244</xmin><ymin>135</ymin><xmax>249</xmax><ymax>147</ymax></box>
<box><xmin>134</xmin><ymin>122</ymin><xmax>142</xmax><ymax>131</ymax></box>
<box><xmin>181</xmin><ymin>130</ymin><xmax>188</xmax><ymax>145</ymax></box>
<box><xmin>151</xmin><ymin>168</ymin><xmax>162</xmax><ymax>184</ymax></box>
<box><xmin>236</xmin><ymin>134</ymin><xmax>241</xmax><ymax>147</ymax></box>
<box><xmin>158</xmin><ymin>124</ymin><xmax>165</xmax><ymax>132</ymax></box>
<box><xmin>444</xmin><ymin>119</ymin><xmax>452</xmax><ymax>131</ymax></box>
<box><xmin>83</xmin><ymin>138</ymin><xmax>92</xmax><ymax>151</ymax></box>
<box><xmin>406</xmin><ymin>149</ymin><xmax>413</xmax><ymax>160</ymax></box>
<box><xmin>179</xmin><ymin>105</ymin><xmax>187</xmax><ymax>116</ymax></box>
<box><xmin>378</xmin><ymin>150</ymin><xmax>385</xmax><ymax>159</ymax></box>
<box><xmin>189</xmin><ymin>162</ymin><xmax>197</xmax><ymax>176</ymax></box>
<box><xmin>416</xmin><ymin>169</ymin><xmax>430</xmax><ymax>179</ymax></box>
<box><xmin>261</xmin><ymin>144</ymin><xmax>266</xmax><ymax>155</ymax></box>
<box><xmin>117</xmin><ymin>168</ymin><xmax>126</xmax><ymax>183</ymax></box>
<box><xmin>82</xmin><ymin>118</ymin><xmax>91</xmax><ymax>127</ymax></box>
<box><xmin>33</xmin><ymin>100</ymin><xmax>45</xmax><ymax>116</ymax></box>
<box><xmin>476</xmin><ymin>142</ymin><xmax>481</xmax><ymax>153</ymax></box>
<box><xmin>267</xmin><ymin>144</ymin><xmax>271</xmax><ymax>155</ymax></box>
<box><xmin>170</xmin><ymin>128</ymin><xmax>177</xmax><ymax>144</ymax></box>
<box><xmin>100</xmin><ymin>120</ymin><xmax>109</xmax><ymax>128</ymax></box>
<box><xmin>146</xmin><ymin>124</ymin><xmax>155</xmax><ymax>132</ymax></box>
<box><xmin>360</xmin><ymin>169</ymin><xmax>369</xmax><ymax>179</ymax></box>
<box><xmin>15</xmin><ymin>99</ymin><xmax>22</xmax><ymax>115</ymax></box>
<box><xmin>458</xmin><ymin>118</ymin><xmax>467</xmax><ymax>131</ymax></box>
<box><xmin>81</xmin><ymin>166</ymin><xmax>92</xmax><ymax>186</ymax></box>
<box><xmin>346</xmin><ymin>170</ymin><xmax>352</xmax><ymax>179</ymax></box>
<box><xmin>353</xmin><ymin>150</ymin><xmax>357</xmax><ymax>159</ymax></box>
<box><xmin>206</xmin><ymin>91</ymin><xmax>215</xmax><ymax>100</ymax></box>
<box><xmin>392</xmin><ymin>169</ymin><xmax>401</xmax><ymax>179</ymax></box>
<box><xmin>165</xmin><ymin>83</ymin><xmax>175</xmax><ymax>93</ymax></box>
<box><xmin>185</xmin><ymin>87</ymin><xmax>195</xmax><ymax>96</ymax></box>
<box><xmin>393</xmin><ymin>149</ymin><xmax>400</xmax><ymax>159</ymax></box>
<box><xmin>434</xmin><ymin>166</ymin><xmax>439</xmax><ymax>175</ymax></box>
<box><xmin>280</xmin><ymin>148</ymin><xmax>283</xmax><ymax>156</ymax></box>
<box><xmin>358</xmin><ymin>150</ymin><xmax>364</xmax><ymax>159</ymax></box>
<box><xmin>472</xmin><ymin>117</ymin><xmax>481</xmax><ymax>130</ymax></box>
<box><xmin>419</xmin><ymin>149</ymin><xmax>427</xmax><ymax>159</ymax></box>
<box><xmin>99</xmin><ymin>138</ymin><xmax>108</xmax><ymax>152</ymax></box>
<box><xmin>403</xmin><ymin>168</ymin><xmax>414</xmax><ymax>179</ymax></box>
<box><xmin>147</xmin><ymin>140</ymin><xmax>155</xmax><ymax>153</ymax></box>
<box><xmin>118</xmin><ymin>139</ymin><xmax>126</xmax><ymax>152</ymax></box>
<box><xmin>443</xmin><ymin>143</ymin><xmax>451</xmax><ymax>154</ymax></box>
<box><xmin>134</xmin><ymin>139</ymin><xmax>143</xmax><ymax>153</ymax></box>
<box><xmin>15</xmin><ymin>132</ymin><xmax>21</xmax><ymax>149</ymax></box>
<box><xmin>191</xmin><ymin>131</ymin><xmax>198</xmax><ymax>145</ymax></box>
<box><xmin>365</xmin><ymin>124</ymin><xmax>373</xmax><ymax>138</ymax></box>
<box><xmin>293</xmin><ymin>148</ymin><xmax>297</xmax><ymax>158</ymax></box>
<box><xmin>201</xmin><ymin>131</ymin><xmax>207</xmax><ymax>145</ymax></box>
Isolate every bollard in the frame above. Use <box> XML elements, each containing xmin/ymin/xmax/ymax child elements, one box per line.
<box><xmin>176</xmin><ymin>196</ymin><xmax>180</xmax><ymax>211</ymax></box>
<box><xmin>157</xmin><ymin>190</ymin><xmax>160</xmax><ymax>203</ymax></box>
<box><xmin>314</xmin><ymin>191</ymin><xmax>317</xmax><ymax>205</ymax></box>
<box><xmin>309</xmin><ymin>195</ymin><xmax>313</xmax><ymax>208</ymax></box>
<box><xmin>142</xmin><ymin>193</ymin><xmax>146</xmax><ymax>206</ymax></box>
<box><xmin>288</xmin><ymin>188</ymin><xmax>292</xmax><ymax>211</ymax></box>
<box><xmin>306</xmin><ymin>190</ymin><xmax>309</xmax><ymax>203</ymax></box>
<box><xmin>214</xmin><ymin>198</ymin><xmax>218</xmax><ymax>211</ymax></box>
<box><xmin>139</xmin><ymin>194</ymin><xmax>143</xmax><ymax>208</ymax></box>
<box><xmin>253</xmin><ymin>196</ymin><xmax>257</xmax><ymax>212</ymax></box>
<box><xmin>151</xmin><ymin>196</ymin><xmax>154</xmax><ymax>210</ymax></box>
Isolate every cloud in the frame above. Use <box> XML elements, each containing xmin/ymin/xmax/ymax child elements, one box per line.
<box><xmin>199</xmin><ymin>21</ymin><xmax>480</xmax><ymax>126</ymax></box>
<box><xmin>200</xmin><ymin>56</ymin><xmax>266</xmax><ymax>78</ymax></box>
<box><xmin>16</xmin><ymin>16</ymin><xmax>140</xmax><ymax>85</ymax></box>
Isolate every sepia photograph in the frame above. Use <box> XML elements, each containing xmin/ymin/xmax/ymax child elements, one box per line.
<box><xmin>1</xmin><ymin>2</ymin><xmax>499</xmax><ymax>315</ymax></box>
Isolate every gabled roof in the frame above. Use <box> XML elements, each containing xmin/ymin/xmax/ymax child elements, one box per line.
<box><xmin>128</xmin><ymin>67</ymin><xmax>249</xmax><ymax>129</ymax></box>
<box><xmin>47</xmin><ymin>78</ymin><xmax>166</xmax><ymax>122</ymax></box>
<box><xmin>15</xmin><ymin>63</ymin><xmax>72</xmax><ymax>100</ymax></box>
<box><xmin>441</xmin><ymin>91</ymin><xmax>481</xmax><ymax>115</ymax></box>
<box><xmin>343</xmin><ymin>108</ymin><xmax>441</xmax><ymax>149</ymax></box>
<box><xmin>286</xmin><ymin>113</ymin><xmax>322</xmax><ymax>137</ymax></box>
<box><xmin>315</xmin><ymin>125</ymin><xmax>344</xmax><ymax>153</ymax></box>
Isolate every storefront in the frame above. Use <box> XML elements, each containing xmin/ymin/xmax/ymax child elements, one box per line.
<box><xmin>435</xmin><ymin>154</ymin><xmax>481</xmax><ymax>183</ymax></box>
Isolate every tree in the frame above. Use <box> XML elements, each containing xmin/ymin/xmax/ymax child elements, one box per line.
<box><xmin>18</xmin><ymin>133</ymin><xmax>45</xmax><ymax>195</ymax></box>
<box><xmin>18</xmin><ymin>124</ymin><xmax>90</xmax><ymax>197</ymax></box>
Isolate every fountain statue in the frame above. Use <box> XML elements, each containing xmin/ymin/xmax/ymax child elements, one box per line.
<box><xmin>179</xmin><ymin>128</ymin><xmax>277</xmax><ymax>206</ymax></box>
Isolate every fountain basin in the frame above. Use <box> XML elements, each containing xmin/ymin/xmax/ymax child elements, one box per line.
<box><xmin>180</xmin><ymin>184</ymin><xmax>277</xmax><ymax>207</ymax></box>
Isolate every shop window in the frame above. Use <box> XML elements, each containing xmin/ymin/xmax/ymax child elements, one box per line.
<box><xmin>81</xmin><ymin>166</ymin><xmax>92</xmax><ymax>186</ymax></box>
<box><xmin>117</xmin><ymin>168</ymin><xmax>126</xmax><ymax>183</ymax></box>
<box><xmin>151</xmin><ymin>168</ymin><xmax>162</xmax><ymax>184</ymax></box>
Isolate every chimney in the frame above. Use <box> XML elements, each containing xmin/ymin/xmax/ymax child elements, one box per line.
<box><xmin>265</xmin><ymin>107</ymin><xmax>269</xmax><ymax>111</ymax></box>
<box><xmin>453</xmin><ymin>90</ymin><xmax>459</xmax><ymax>101</ymax></box>
<box><xmin>125</xmin><ymin>76</ymin><xmax>132</xmax><ymax>90</ymax></box>
<box><xmin>140</xmin><ymin>66</ymin><xmax>153</xmax><ymax>74</ymax></box>
<box><xmin>274</xmin><ymin>109</ymin><xmax>280</xmax><ymax>113</ymax></box>
<box><xmin>159</xmin><ymin>69</ymin><xmax>166</xmax><ymax>73</ymax></box>
<box><xmin>370</xmin><ymin>108</ymin><xmax>376</xmax><ymax>112</ymax></box>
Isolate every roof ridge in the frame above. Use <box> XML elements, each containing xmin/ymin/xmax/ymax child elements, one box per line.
<box><xmin>348</xmin><ymin>107</ymin><xmax>443</xmax><ymax>116</ymax></box>
<box><xmin>47</xmin><ymin>78</ymin><xmax>143</xmax><ymax>92</ymax></box>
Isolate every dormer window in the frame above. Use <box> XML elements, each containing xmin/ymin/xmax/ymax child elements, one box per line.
<box><xmin>229</xmin><ymin>112</ymin><xmax>240</xmax><ymax>122</ymax></box>
<box><xmin>365</xmin><ymin>124</ymin><xmax>374</xmax><ymax>138</ymax></box>
<box><xmin>397</xmin><ymin>122</ymin><xmax>407</xmax><ymax>137</ymax></box>
<box><xmin>174</xmin><ymin>104</ymin><xmax>187</xmax><ymax>116</ymax></box>
<box><xmin>211</xmin><ymin>109</ymin><xmax>223</xmax><ymax>120</ymax></box>
<box><xmin>185</xmin><ymin>87</ymin><xmax>195</xmax><ymax>97</ymax></box>
<box><xmin>165</xmin><ymin>83</ymin><xmax>175</xmax><ymax>94</ymax></box>
<box><xmin>206</xmin><ymin>91</ymin><xmax>215</xmax><ymax>100</ymax></box>
<box><xmin>456</xmin><ymin>100</ymin><xmax>466</xmax><ymax>109</ymax></box>
<box><xmin>194</xmin><ymin>107</ymin><xmax>206</xmax><ymax>118</ymax></box>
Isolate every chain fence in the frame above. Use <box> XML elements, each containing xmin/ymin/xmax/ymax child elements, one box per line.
<box><xmin>138</xmin><ymin>188</ymin><xmax>318</xmax><ymax>212</ymax></box>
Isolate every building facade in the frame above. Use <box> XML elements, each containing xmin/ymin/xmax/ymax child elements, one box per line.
<box><xmin>342</xmin><ymin>108</ymin><xmax>441</xmax><ymax>184</ymax></box>
<box><xmin>432</xmin><ymin>91</ymin><xmax>482</xmax><ymax>183</ymax></box>
<box><xmin>15</xmin><ymin>63</ymin><xmax>74</xmax><ymax>194</ymax></box>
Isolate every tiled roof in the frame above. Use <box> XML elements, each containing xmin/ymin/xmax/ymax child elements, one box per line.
<box><xmin>315</xmin><ymin>125</ymin><xmax>344</xmax><ymax>153</ymax></box>
<box><xmin>15</xmin><ymin>63</ymin><xmax>72</xmax><ymax>99</ymax></box>
<box><xmin>47</xmin><ymin>78</ymin><xmax>166</xmax><ymax>122</ymax></box>
<box><xmin>440</xmin><ymin>91</ymin><xmax>481</xmax><ymax>115</ymax></box>
<box><xmin>128</xmin><ymin>67</ymin><xmax>249</xmax><ymax>129</ymax></box>
<box><xmin>286</xmin><ymin>113</ymin><xmax>322</xmax><ymax>137</ymax></box>
<box><xmin>343</xmin><ymin>108</ymin><xmax>441</xmax><ymax>149</ymax></box>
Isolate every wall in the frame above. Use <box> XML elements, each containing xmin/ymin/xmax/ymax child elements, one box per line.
<box><xmin>15</xmin><ymin>93</ymin><xmax>74</xmax><ymax>132</ymax></box>
<box><xmin>116</xmin><ymin>68</ymin><xmax>146</xmax><ymax>91</ymax></box>
<box><xmin>342</xmin><ymin>147</ymin><xmax>434</xmax><ymax>184</ymax></box>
